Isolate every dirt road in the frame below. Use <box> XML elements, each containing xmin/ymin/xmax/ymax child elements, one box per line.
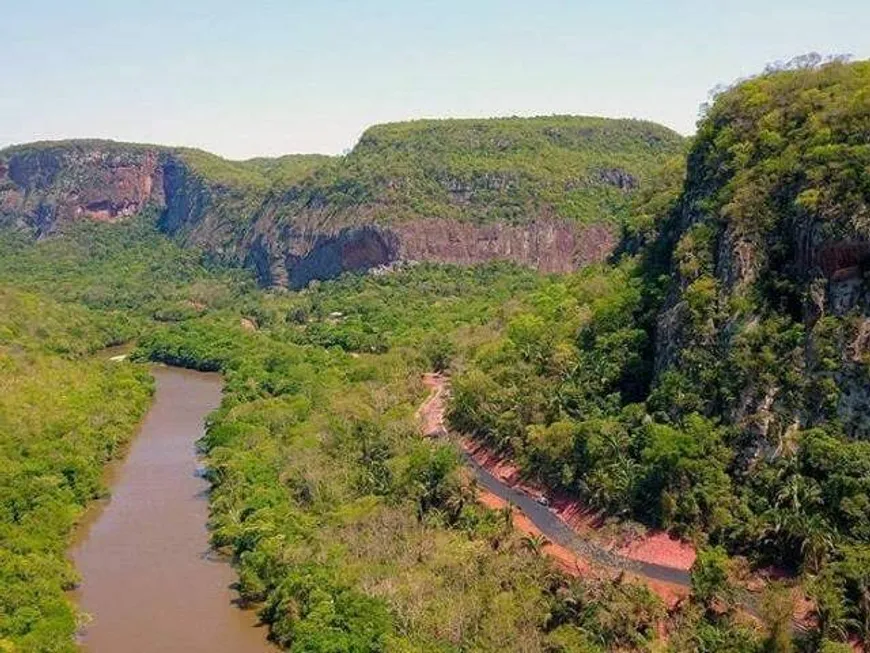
<box><xmin>418</xmin><ymin>373</ymin><xmax>691</xmax><ymax>604</ymax></box>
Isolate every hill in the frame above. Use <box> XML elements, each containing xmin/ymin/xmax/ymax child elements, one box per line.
<box><xmin>449</xmin><ymin>58</ymin><xmax>870</xmax><ymax>648</ymax></box>
<box><xmin>0</xmin><ymin>116</ymin><xmax>684</xmax><ymax>287</ymax></box>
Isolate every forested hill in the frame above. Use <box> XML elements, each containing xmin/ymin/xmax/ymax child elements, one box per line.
<box><xmin>450</xmin><ymin>58</ymin><xmax>870</xmax><ymax>649</ymax></box>
<box><xmin>0</xmin><ymin>116</ymin><xmax>683</xmax><ymax>287</ymax></box>
<box><xmin>647</xmin><ymin>58</ymin><xmax>870</xmax><ymax>439</ymax></box>
<box><xmin>4</xmin><ymin>58</ymin><xmax>870</xmax><ymax>652</ymax></box>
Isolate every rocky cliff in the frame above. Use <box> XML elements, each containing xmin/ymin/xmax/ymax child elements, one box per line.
<box><xmin>0</xmin><ymin>142</ymin><xmax>165</xmax><ymax>232</ymax></box>
<box><xmin>641</xmin><ymin>58</ymin><xmax>870</xmax><ymax>440</ymax></box>
<box><xmin>0</xmin><ymin>116</ymin><xmax>683</xmax><ymax>287</ymax></box>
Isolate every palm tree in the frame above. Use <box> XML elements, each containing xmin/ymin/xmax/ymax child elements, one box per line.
<box><xmin>522</xmin><ymin>533</ymin><xmax>549</xmax><ymax>556</ymax></box>
<box><xmin>799</xmin><ymin>514</ymin><xmax>837</xmax><ymax>574</ymax></box>
<box><xmin>767</xmin><ymin>471</ymin><xmax>832</xmax><ymax>570</ymax></box>
<box><xmin>444</xmin><ymin>478</ymin><xmax>476</xmax><ymax>524</ymax></box>
<box><xmin>857</xmin><ymin>578</ymin><xmax>870</xmax><ymax>653</ymax></box>
<box><xmin>809</xmin><ymin>574</ymin><xmax>850</xmax><ymax>644</ymax></box>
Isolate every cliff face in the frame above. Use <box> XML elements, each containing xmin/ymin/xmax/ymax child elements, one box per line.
<box><xmin>0</xmin><ymin>143</ymin><xmax>165</xmax><ymax>234</ymax></box>
<box><xmin>243</xmin><ymin>218</ymin><xmax>617</xmax><ymax>289</ymax></box>
<box><xmin>0</xmin><ymin>116</ymin><xmax>683</xmax><ymax>286</ymax></box>
<box><xmin>645</xmin><ymin>59</ymin><xmax>870</xmax><ymax>441</ymax></box>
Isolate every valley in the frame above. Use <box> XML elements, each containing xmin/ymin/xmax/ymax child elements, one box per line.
<box><xmin>0</xmin><ymin>57</ymin><xmax>868</xmax><ymax>653</ymax></box>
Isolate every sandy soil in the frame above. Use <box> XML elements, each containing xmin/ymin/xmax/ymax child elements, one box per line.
<box><xmin>617</xmin><ymin>532</ymin><xmax>697</xmax><ymax>571</ymax></box>
<box><xmin>418</xmin><ymin>373</ymin><xmax>449</xmax><ymax>437</ymax></box>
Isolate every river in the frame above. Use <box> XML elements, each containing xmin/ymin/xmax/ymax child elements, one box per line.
<box><xmin>69</xmin><ymin>366</ymin><xmax>272</xmax><ymax>652</ymax></box>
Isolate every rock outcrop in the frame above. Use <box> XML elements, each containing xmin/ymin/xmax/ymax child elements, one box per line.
<box><xmin>0</xmin><ymin>116</ymin><xmax>683</xmax><ymax>286</ymax></box>
<box><xmin>0</xmin><ymin>143</ymin><xmax>165</xmax><ymax>234</ymax></box>
<box><xmin>645</xmin><ymin>59</ymin><xmax>870</xmax><ymax>440</ymax></box>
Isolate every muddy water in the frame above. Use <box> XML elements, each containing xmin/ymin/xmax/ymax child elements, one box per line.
<box><xmin>70</xmin><ymin>366</ymin><xmax>272</xmax><ymax>653</ymax></box>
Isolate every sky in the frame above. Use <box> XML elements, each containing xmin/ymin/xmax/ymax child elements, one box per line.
<box><xmin>2</xmin><ymin>0</ymin><xmax>869</xmax><ymax>159</ymax></box>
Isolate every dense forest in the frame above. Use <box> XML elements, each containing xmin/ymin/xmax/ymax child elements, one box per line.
<box><xmin>451</xmin><ymin>58</ymin><xmax>870</xmax><ymax>650</ymax></box>
<box><xmin>1</xmin><ymin>58</ymin><xmax>869</xmax><ymax>653</ymax></box>
<box><xmin>0</xmin><ymin>288</ymin><xmax>153</xmax><ymax>651</ymax></box>
<box><xmin>0</xmin><ymin>222</ymin><xmax>686</xmax><ymax>651</ymax></box>
<box><xmin>262</xmin><ymin>116</ymin><xmax>685</xmax><ymax>227</ymax></box>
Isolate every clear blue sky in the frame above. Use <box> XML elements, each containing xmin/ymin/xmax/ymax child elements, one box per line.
<box><xmin>2</xmin><ymin>0</ymin><xmax>868</xmax><ymax>159</ymax></box>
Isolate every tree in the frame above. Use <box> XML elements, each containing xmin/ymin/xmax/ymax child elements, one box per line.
<box><xmin>423</xmin><ymin>334</ymin><xmax>454</xmax><ymax>373</ymax></box>
<box><xmin>522</xmin><ymin>534</ymin><xmax>549</xmax><ymax>557</ymax></box>
<box><xmin>760</xmin><ymin>583</ymin><xmax>794</xmax><ymax>653</ymax></box>
<box><xmin>833</xmin><ymin>547</ymin><xmax>870</xmax><ymax>651</ymax></box>
<box><xmin>691</xmin><ymin>547</ymin><xmax>733</xmax><ymax>613</ymax></box>
<box><xmin>808</xmin><ymin>573</ymin><xmax>850</xmax><ymax>645</ymax></box>
<box><xmin>640</xmin><ymin>414</ymin><xmax>733</xmax><ymax>532</ymax></box>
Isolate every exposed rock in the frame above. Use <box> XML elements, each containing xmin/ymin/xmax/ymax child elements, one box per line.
<box><xmin>0</xmin><ymin>145</ymin><xmax>165</xmax><ymax>235</ymax></box>
<box><xmin>815</xmin><ymin>241</ymin><xmax>870</xmax><ymax>280</ymax></box>
<box><xmin>0</xmin><ymin>140</ymin><xmax>620</xmax><ymax>287</ymax></box>
<box><xmin>648</xmin><ymin>61</ymin><xmax>870</xmax><ymax>442</ymax></box>
<box><xmin>591</xmin><ymin>167</ymin><xmax>638</xmax><ymax>191</ymax></box>
<box><xmin>247</xmin><ymin>219</ymin><xmax>616</xmax><ymax>289</ymax></box>
<box><xmin>393</xmin><ymin>218</ymin><xmax>614</xmax><ymax>273</ymax></box>
<box><xmin>283</xmin><ymin>226</ymin><xmax>399</xmax><ymax>290</ymax></box>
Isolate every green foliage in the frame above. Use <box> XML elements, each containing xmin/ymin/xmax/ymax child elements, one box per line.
<box><xmin>177</xmin><ymin>149</ymin><xmax>332</xmax><ymax>190</ymax></box>
<box><xmin>691</xmin><ymin>547</ymin><xmax>733</xmax><ymax>611</ymax></box>
<box><xmin>0</xmin><ymin>288</ymin><xmax>152</xmax><ymax>651</ymax></box>
<box><xmin>260</xmin><ymin>566</ymin><xmax>391</xmax><ymax>651</ymax></box>
<box><xmin>447</xmin><ymin>261</ymin><xmax>733</xmax><ymax>534</ymax></box>
<box><xmin>759</xmin><ymin>583</ymin><xmax>795</xmax><ymax>653</ymax></box>
<box><xmin>267</xmin><ymin>115</ymin><xmax>684</xmax><ymax>228</ymax></box>
<box><xmin>447</xmin><ymin>59</ymin><xmax>870</xmax><ymax>649</ymax></box>
<box><xmin>639</xmin><ymin>415</ymin><xmax>734</xmax><ymax>532</ymax></box>
<box><xmin>4</xmin><ymin>59</ymin><xmax>870</xmax><ymax>650</ymax></box>
<box><xmin>0</xmin><ymin>214</ymin><xmax>249</xmax><ymax>316</ymax></box>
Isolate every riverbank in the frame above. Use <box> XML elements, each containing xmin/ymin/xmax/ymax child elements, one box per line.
<box><xmin>69</xmin><ymin>366</ymin><xmax>272</xmax><ymax>652</ymax></box>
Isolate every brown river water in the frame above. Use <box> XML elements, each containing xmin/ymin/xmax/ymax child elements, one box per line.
<box><xmin>69</xmin><ymin>366</ymin><xmax>273</xmax><ymax>652</ymax></box>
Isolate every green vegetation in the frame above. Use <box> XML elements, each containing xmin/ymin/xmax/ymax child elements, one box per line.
<box><xmin>0</xmin><ymin>214</ymin><xmax>249</xmax><ymax>316</ymax></box>
<box><xmin>0</xmin><ymin>288</ymin><xmax>153</xmax><ymax>651</ymax></box>
<box><xmin>134</xmin><ymin>260</ymin><xmax>709</xmax><ymax>651</ymax></box>
<box><xmin>2</xmin><ymin>115</ymin><xmax>684</xmax><ymax>251</ymax></box>
<box><xmin>0</xmin><ymin>219</ymin><xmax>750</xmax><ymax>651</ymax></box>
<box><xmin>449</xmin><ymin>58</ymin><xmax>870</xmax><ymax>650</ymax></box>
<box><xmin>273</xmin><ymin>115</ymin><xmax>684</xmax><ymax>228</ymax></box>
<box><xmin>176</xmin><ymin>149</ymin><xmax>333</xmax><ymax>190</ymax></box>
<box><xmin>3</xmin><ymin>57</ymin><xmax>870</xmax><ymax>653</ymax></box>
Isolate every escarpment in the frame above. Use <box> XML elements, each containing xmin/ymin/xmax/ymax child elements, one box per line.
<box><xmin>0</xmin><ymin>143</ymin><xmax>166</xmax><ymax>233</ymax></box>
<box><xmin>0</xmin><ymin>116</ymin><xmax>684</xmax><ymax>286</ymax></box>
<box><xmin>243</xmin><ymin>218</ymin><xmax>617</xmax><ymax>289</ymax></box>
<box><xmin>643</xmin><ymin>59</ymin><xmax>870</xmax><ymax>441</ymax></box>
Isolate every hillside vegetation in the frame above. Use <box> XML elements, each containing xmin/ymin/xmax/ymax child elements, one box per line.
<box><xmin>0</xmin><ymin>225</ymin><xmax>690</xmax><ymax>651</ymax></box>
<box><xmin>0</xmin><ymin>288</ymin><xmax>153</xmax><ymax>652</ymax></box>
<box><xmin>1</xmin><ymin>116</ymin><xmax>684</xmax><ymax>288</ymax></box>
<box><xmin>267</xmin><ymin>116</ymin><xmax>684</xmax><ymax>227</ymax></box>
<box><xmin>2</xmin><ymin>58</ymin><xmax>870</xmax><ymax>653</ymax></box>
<box><xmin>450</xmin><ymin>58</ymin><xmax>870</xmax><ymax>650</ymax></box>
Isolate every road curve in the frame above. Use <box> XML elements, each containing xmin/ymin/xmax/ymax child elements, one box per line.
<box><xmin>459</xmin><ymin>445</ymin><xmax>692</xmax><ymax>587</ymax></box>
<box><xmin>418</xmin><ymin>373</ymin><xmax>692</xmax><ymax>587</ymax></box>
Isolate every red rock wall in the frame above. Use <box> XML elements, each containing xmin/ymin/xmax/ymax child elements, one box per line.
<box><xmin>1</xmin><ymin>145</ymin><xmax>620</xmax><ymax>285</ymax></box>
<box><xmin>392</xmin><ymin>218</ymin><xmax>615</xmax><ymax>273</ymax></box>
